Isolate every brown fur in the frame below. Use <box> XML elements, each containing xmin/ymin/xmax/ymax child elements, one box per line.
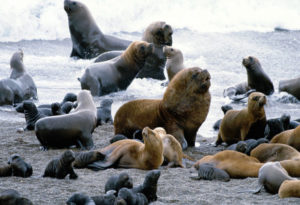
<box><xmin>270</xmin><ymin>126</ymin><xmax>300</xmax><ymax>151</ymax></box>
<box><xmin>142</xmin><ymin>21</ymin><xmax>173</xmax><ymax>46</ymax></box>
<box><xmin>163</xmin><ymin>46</ymin><xmax>185</xmax><ymax>81</ymax></box>
<box><xmin>279</xmin><ymin>180</ymin><xmax>300</xmax><ymax>198</ymax></box>
<box><xmin>114</xmin><ymin>67</ymin><xmax>211</xmax><ymax>149</ymax></box>
<box><xmin>193</xmin><ymin>150</ymin><xmax>263</xmax><ymax>178</ymax></box>
<box><xmin>216</xmin><ymin>92</ymin><xmax>266</xmax><ymax>145</ymax></box>
<box><xmin>270</xmin><ymin>129</ymin><xmax>293</xmax><ymax>144</ymax></box>
<box><xmin>279</xmin><ymin>77</ymin><xmax>300</xmax><ymax>100</ymax></box>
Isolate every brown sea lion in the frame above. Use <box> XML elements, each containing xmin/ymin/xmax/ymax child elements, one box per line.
<box><xmin>194</xmin><ymin>150</ymin><xmax>263</xmax><ymax>178</ymax></box>
<box><xmin>64</xmin><ymin>0</ymin><xmax>131</xmax><ymax>59</ymax></box>
<box><xmin>271</xmin><ymin>126</ymin><xmax>300</xmax><ymax>151</ymax></box>
<box><xmin>35</xmin><ymin>90</ymin><xmax>97</xmax><ymax>150</ymax></box>
<box><xmin>114</xmin><ymin>67</ymin><xmax>211</xmax><ymax>150</ymax></box>
<box><xmin>216</xmin><ymin>92</ymin><xmax>266</xmax><ymax>145</ymax></box>
<box><xmin>279</xmin><ymin>180</ymin><xmax>300</xmax><ymax>198</ymax></box>
<box><xmin>43</xmin><ymin>150</ymin><xmax>78</xmax><ymax>179</ymax></box>
<box><xmin>79</xmin><ymin>41</ymin><xmax>153</xmax><ymax>96</ymax></box>
<box><xmin>87</xmin><ymin>127</ymin><xmax>163</xmax><ymax>170</ymax></box>
<box><xmin>279</xmin><ymin>77</ymin><xmax>300</xmax><ymax>100</ymax></box>
<box><xmin>0</xmin><ymin>189</ymin><xmax>33</xmax><ymax>205</ymax></box>
<box><xmin>163</xmin><ymin>46</ymin><xmax>185</xmax><ymax>82</ymax></box>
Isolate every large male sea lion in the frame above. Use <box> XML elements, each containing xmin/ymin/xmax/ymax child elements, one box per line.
<box><xmin>279</xmin><ymin>77</ymin><xmax>300</xmax><ymax>100</ymax></box>
<box><xmin>79</xmin><ymin>41</ymin><xmax>153</xmax><ymax>96</ymax></box>
<box><xmin>215</xmin><ymin>92</ymin><xmax>266</xmax><ymax>145</ymax></box>
<box><xmin>86</xmin><ymin>127</ymin><xmax>163</xmax><ymax>170</ymax></box>
<box><xmin>64</xmin><ymin>0</ymin><xmax>131</xmax><ymax>59</ymax></box>
<box><xmin>35</xmin><ymin>90</ymin><xmax>97</xmax><ymax>150</ymax></box>
<box><xmin>114</xmin><ymin>67</ymin><xmax>211</xmax><ymax>149</ymax></box>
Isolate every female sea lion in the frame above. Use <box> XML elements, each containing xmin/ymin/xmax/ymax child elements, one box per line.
<box><xmin>8</xmin><ymin>154</ymin><xmax>32</xmax><ymax>178</ymax></box>
<box><xmin>35</xmin><ymin>90</ymin><xmax>97</xmax><ymax>150</ymax></box>
<box><xmin>0</xmin><ymin>189</ymin><xmax>33</xmax><ymax>205</ymax></box>
<box><xmin>43</xmin><ymin>150</ymin><xmax>78</xmax><ymax>179</ymax></box>
<box><xmin>114</xmin><ymin>67</ymin><xmax>211</xmax><ymax>149</ymax></box>
<box><xmin>64</xmin><ymin>0</ymin><xmax>131</xmax><ymax>59</ymax></box>
<box><xmin>96</xmin><ymin>99</ymin><xmax>113</xmax><ymax>126</ymax></box>
<box><xmin>194</xmin><ymin>150</ymin><xmax>263</xmax><ymax>178</ymax></box>
<box><xmin>270</xmin><ymin>126</ymin><xmax>300</xmax><ymax>151</ymax></box>
<box><xmin>279</xmin><ymin>180</ymin><xmax>300</xmax><ymax>198</ymax></box>
<box><xmin>105</xmin><ymin>172</ymin><xmax>133</xmax><ymax>194</ymax></box>
<box><xmin>163</xmin><ymin>46</ymin><xmax>184</xmax><ymax>82</ymax></box>
<box><xmin>86</xmin><ymin>127</ymin><xmax>163</xmax><ymax>170</ymax></box>
<box><xmin>79</xmin><ymin>41</ymin><xmax>153</xmax><ymax>96</ymax></box>
<box><xmin>216</xmin><ymin>92</ymin><xmax>266</xmax><ymax>146</ymax></box>
<box><xmin>279</xmin><ymin>77</ymin><xmax>300</xmax><ymax>100</ymax></box>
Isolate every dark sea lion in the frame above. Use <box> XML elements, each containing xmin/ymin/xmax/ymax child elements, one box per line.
<box><xmin>35</xmin><ymin>90</ymin><xmax>97</xmax><ymax>150</ymax></box>
<box><xmin>213</xmin><ymin>105</ymin><xmax>233</xmax><ymax>130</ymax></box>
<box><xmin>96</xmin><ymin>99</ymin><xmax>113</xmax><ymax>126</ymax></box>
<box><xmin>8</xmin><ymin>154</ymin><xmax>32</xmax><ymax>178</ymax></box>
<box><xmin>0</xmin><ymin>189</ymin><xmax>33</xmax><ymax>205</ymax></box>
<box><xmin>61</xmin><ymin>101</ymin><xmax>74</xmax><ymax>114</ymax></box>
<box><xmin>279</xmin><ymin>180</ymin><xmax>300</xmax><ymax>198</ymax></box>
<box><xmin>0</xmin><ymin>78</ymin><xmax>24</xmax><ymax>105</ymax></box>
<box><xmin>190</xmin><ymin>163</ymin><xmax>230</xmax><ymax>182</ymax></box>
<box><xmin>226</xmin><ymin>141</ymin><xmax>247</xmax><ymax>153</ymax></box>
<box><xmin>244</xmin><ymin>138</ymin><xmax>269</xmax><ymax>155</ymax></box>
<box><xmin>105</xmin><ymin>172</ymin><xmax>133</xmax><ymax>194</ymax></box>
<box><xmin>79</xmin><ymin>41</ymin><xmax>153</xmax><ymax>96</ymax></box>
<box><xmin>109</xmin><ymin>134</ymin><xmax>128</xmax><ymax>144</ymax></box>
<box><xmin>23</xmin><ymin>101</ymin><xmax>48</xmax><ymax>131</ymax></box>
<box><xmin>51</xmin><ymin>102</ymin><xmax>64</xmax><ymax>115</ymax></box>
<box><xmin>289</xmin><ymin>120</ymin><xmax>300</xmax><ymax>129</ymax></box>
<box><xmin>163</xmin><ymin>46</ymin><xmax>184</xmax><ymax>82</ymax></box>
<box><xmin>114</xmin><ymin>67</ymin><xmax>211</xmax><ymax>149</ymax></box>
<box><xmin>66</xmin><ymin>192</ymin><xmax>95</xmax><ymax>205</ymax></box>
<box><xmin>87</xmin><ymin>127</ymin><xmax>163</xmax><ymax>170</ymax></box>
<box><xmin>43</xmin><ymin>150</ymin><xmax>78</xmax><ymax>179</ymax></box>
<box><xmin>264</xmin><ymin>114</ymin><xmax>291</xmax><ymax>140</ymax></box>
<box><xmin>73</xmin><ymin>151</ymin><xmax>105</xmax><ymax>169</ymax></box>
<box><xmin>91</xmin><ymin>191</ymin><xmax>117</xmax><ymax>205</ymax></box>
<box><xmin>0</xmin><ymin>165</ymin><xmax>12</xmax><ymax>177</ymax></box>
<box><xmin>132</xmin><ymin>170</ymin><xmax>161</xmax><ymax>202</ymax></box>
<box><xmin>64</xmin><ymin>0</ymin><xmax>131</xmax><ymax>59</ymax></box>
<box><xmin>216</xmin><ymin>92</ymin><xmax>266</xmax><ymax>146</ymax></box>
<box><xmin>37</xmin><ymin>92</ymin><xmax>77</xmax><ymax>109</ymax></box>
<box><xmin>117</xmin><ymin>188</ymin><xmax>148</xmax><ymax>205</ymax></box>
<box><xmin>279</xmin><ymin>77</ymin><xmax>300</xmax><ymax>100</ymax></box>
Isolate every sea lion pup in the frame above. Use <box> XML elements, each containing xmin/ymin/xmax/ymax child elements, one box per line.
<box><xmin>0</xmin><ymin>189</ymin><xmax>33</xmax><ymax>205</ymax></box>
<box><xmin>213</xmin><ymin>105</ymin><xmax>233</xmax><ymax>130</ymax></box>
<box><xmin>91</xmin><ymin>191</ymin><xmax>117</xmax><ymax>205</ymax></box>
<box><xmin>105</xmin><ymin>172</ymin><xmax>133</xmax><ymax>194</ymax></box>
<box><xmin>63</xmin><ymin>0</ymin><xmax>131</xmax><ymax>59</ymax></box>
<box><xmin>73</xmin><ymin>151</ymin><xmax>105</xmax><ymax>169</ymax></box>
<box><xmin>279</xmin><ymin>77</ymin><xmax>300</xmax><ymax>100</ymax></box>
<box><xmin>43</xmin><ymin>150</ymin><xmax>78</xmax><ymax>179</ymax></box>
<box><xmin>194</xmin><ymin>150</ymin><xmax>263</xmax><ymax>178</ymax></box>
<box><xmin>215</xmin><ymin>92</ymin><xmax>267</xmax><ymax>146</ymax></box>
<box><xmin>264</xmin><ymin>114</ymin><xmax>291</xmax><ymax>140</ymax></box>
<box><xmin>190</xmin><ymin>163</ymin><xmax>230</xmax><ymax>182</ymax></box>
<box><xmin>35</xmin><ymin>90</ymin><xmax>97</xmax><ymax>150</ymax></box>
<box><xmin>79</xmin><ymin>41</ymin><xmax>153</xmax><ymax>96</ymax></box>
<box><xmin>96</xmin><ymin>99</ymin><xmax>113</xmax><ymax>126</ymax></box>
<box><xmin>226</xmin><ymin>141</ymin><xmax>248</xmax><ymax>153</ymax></box>
<box><xmin>270</xmin><ymin>125</ymin><xmax>300</xmax><ymax>151</ymax></box>
<box><xmin>226</xmin><ymin>138</ymin><xmax>269</xmax><ymax>155</ymax></box>
<box><xmin>66</xmin><ymin>192</ymin><xmax>96</xmax><ymax>205</ymax></box>
<box><xmin>250</xmin><ymin>143</ymin><xmax>300</xmax><ymax>162</ymax></box>
<box><xmin>8</xmin><ymin>154</ymin><xmax>32</xmax><ymax>178</ymax></box>
<box><xmin>114</xmin><ymin>67</ymin><xmax>211</xmax><ymax>149</ymax></box>
<box><xmin>37</xmin><ymin>92</ymin><xmax>77</xmax><ymax>109</ymax></box>
<box><xmin>22</xmin><ymin>101</ymin><xmax>48</xmax><ymax>131</ymax></box>
<box><xmin>163</xmin><ymin>46</ymin><xmax>184</xmax><ymax>82</ymax></box>
<box><xmin>86</xmin><ymin>127</ymin><xmax>164</xmax><ymax>170</ymax></box>
<box><xmin>117</xmin><ymin>188</ymin><xmax>148</xmax><ymax>205</ymax></box>
<box><xmin>279</xmin><ymin>180</ymin><xmax>300</xmax><ymax>198</ymax></box>
<box><xmin>0</xmin><ymin>164</ymin><xmax>12</xmax><ymax>177</ymax></box>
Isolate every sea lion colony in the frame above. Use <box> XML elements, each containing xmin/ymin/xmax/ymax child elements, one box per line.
<box><xmin>1</xmin><ymin>0</ymin><xmax>300</xmax><ymax>204</ymax></box>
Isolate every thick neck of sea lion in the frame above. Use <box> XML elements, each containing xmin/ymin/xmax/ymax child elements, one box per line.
<box><xmin>24</xmin><ymin>105</ymin><xmax>39</xmax><ymax>122</ymax></box>
<box><xmin>247</xmin><ymin>103</ymin><xmax>265</xmax><ymax>120</ymax></box>
<box><xmin>10</xmin><ymin>58</ymin><xmax>25</xmax><ymax>79</ymax></box>
<box><xmin>120</xmin><ymin>50</ymin><xmax>145</xmax><ymax>71</ymax></box>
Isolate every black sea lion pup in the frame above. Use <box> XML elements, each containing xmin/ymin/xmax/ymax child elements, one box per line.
<box><xmin>79</xmin><ymin>41</ymin><xmax>153</xmax><ymax>96</ymax></box>
<box><xmin>66</xmin><ymin>192</ymin><xmax>95</xmax><ymax>205</ymax></box>
<box><xmin>8</xmin><ymin>154</ymin><xmax>32</xmax><ymax>178</ymax></box>
<box><xmin>190</xmin><ymin>163</ymin><xmax>230</xmax><ymax>182</ymax></box>
<box><xmin>132</xmin><ymin>170</ymin><xmax>161</xmax><ymax>202</ymax></box>
<box><xmin>117</xmin><ymin>188</ymin><xmax>148</xmax><ymax>205</ymax></box>
<box><xmin>35</xmin><ymin>90</ymin><xmax>97</xmax><ymax>150</ymax></box>
<box><xmin>0</xmin><ymin>164</ymin><xmax>12</xmax><ymax>177</ymax></box>
<box><xmin>264</xmin><ymin>114</ymin><xmax>291</xmax><ymax>140</ymax></box>
<box><xmin>105</xmin><ymin>172</ymin><xmax>133</xmax><ymax>195</ymax></box>
<box><xmin>279</xmin><ymin>77</ymin><xmax>300</xmax><ymax>100</ymax></box>
<box><xmin>97</xmin><ymin>99</ymin><xmax>113</xmax><ymax>126</ymax></box>
<box><xmin>43</xmin><ymin>150</ymin><xmax>78</xmax><ymax>179</ymax></box>
<box><xmin>91</xmin><ymin>190</ymin><xmax>117</xmax><ymax>205</ymax></box>
<box><xmin>64</xmin><ymin>0</ymin><xmax>131</xmax><ymax>59</ymax></box>
<box><xmin>0</xmin><ymin>189</ymin><xmax>33</xmax><ymax>205</ymax></box>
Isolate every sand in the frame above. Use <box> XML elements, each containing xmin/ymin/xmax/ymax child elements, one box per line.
<box><xmin>0</xmin><ymin>110</ymin><xmax>300</xmax><ymax>205</ymax></box>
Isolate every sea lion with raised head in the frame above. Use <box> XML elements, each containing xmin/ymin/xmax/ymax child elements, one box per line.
<box><xmin>105</xmin><ymin>172</ymin><xmax>133</xmax><ymax>195</ymax></box>
<box><xmin>163</xmin><ymin>46</ymin><xmax>184</xmax><ymax>82</ymax></box>
<box><xmin>114</xmin><ymin>67</ymin><xmax>211</xmax><ymax>150</ymax></box>
<box><xmin>79</xmin><ymin>41</ymin><xmax>153</xmax><ymax>96</ymax></box>
<box><xmin>279</xmin><ymin>77</ymin><xmax>300</xmax><ymax>100</ymax></box>
<box><xmin>8</xmin><ymin>154</ymin><xmax>32</xmax><ymax>178</ymax></box>
<box><xmin>35</xmin><ymin>90</ymin><xmax>97</xmax><ymax>150</ymax></box>
<box><xmin>216</xmin><ymin>92</ymin><xmax>266</xmax><ymax>146</ymax></box>
<box><xmin>64</xmin><ymin>0</ymin><xmax>131</xmax><ymax>59</ymax></box>
<box><xmin>96</xmin><ymin>99</ymin><xmax>113</xmax><ymax>126</ymax></box>
<box><xmin>0</xmin><ymin>189</ymin><xmax>33</xmax><ymax>205</ymax></box>
<box><xmin>22</xmin><ymin>101</ymin><xmax>49</xmax><ymax>131</ymax></box>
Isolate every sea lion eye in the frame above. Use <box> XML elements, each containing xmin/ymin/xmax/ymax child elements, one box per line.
<box><xmin>191</xmin><ymin>73</ymin><xmax>198</xmax><ymax>79</ymax></box>
<box><xmin>170</xmin><ymin>48</ymin><xmax>174</xmax><ymax>51</ymax></box>
<box><xmin>140</xmin><ymin>45</ymin><xmax>145</xmax><ymax>51</ymax></box>
<box><xmin>252</xmin><ymin>96</ymin><xmax>259</xmax><ymax>101</ymax></box>
<box><xmin>155</xmin><ymin>30</ymin><xmax>163</xmax><ymax>36</ymax></box>
<box><xmin>72</xmin><ymin>2</ymin><xmax>76</xmax><ymax>5</ymax></box>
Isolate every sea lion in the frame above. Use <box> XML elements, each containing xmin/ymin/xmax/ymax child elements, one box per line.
<box><xmin>86</xmin><ymin>127</ymin><xmax>163</xmax><ymax>170</ymax></box>
<box><xmin>79</xmin><ymin>41</ymin><xmax>153</xmax><ymax>96</ymax></box>
<box><xmin>43</xmin><ymin>150</ymin><xmax>78</xmax><ymax>179</ymax></box>
<box><xmin>226</xmin><ymin>141</ymin><xmax>248</xmax><ymax>153</ymax></box>
<box><xmin>96</xmin><ymin>99</ymin><xmax>113</xmax><ymax>126</ymax></box>
<box><xmin>23</xmin><ymin>101</ymin><xmax>48</xmax><ymax>131</ymax></box>
<box><xmin>105</xmin><ymin>172</ymin><xmax>133</xmax><ymax>194</ymax></box>
<box><xmin>0</xmin><ymin>165</ymin><xmax>12</xmax><ymax>177</ymax></box>
<box><xmin>194</xmin><ymin>150</ymin><xmax>263</xmax><ymax>178</ymax></box>
<box><xmin>216</xmin><ymin>92</ymin><xmax>267</xmax><ymax>146</ymax></box>
<box><xmin>8</xmin><ymin>154</ymin><xmax>32</xmax><ymax>178</ymax></box>
<box><xmin>270</xmin><ymin>125</ymin><xmax>300</xmax><ymax>151</ymax></box>
<box><xmin>64</xmin><ymin>0</ymin><xmax>131</xmax><ymax>59</ymax></box>
<box><xmin>0</xmin><ymin>189</ymin><xmax>33</xmax><ymax>205</ymax></box>
<box><xmin>190</xmin><ymin>163</ymin><xmax>230</xmax><ymax>182</ymax></box>
<box><xmin>279</xmin><ymin>77</ymin><xmax>300</xmax><ymax>100</ymax></box>
<box><xmin>264</xmin><ymin>114</ymin><xmax>291</xmax><ymax>140</ymax></box>
<box><xmin>109</xmin><ymin>134</ymin><xmax>128</xmax><ymax>144</ymax></box>
<box><xmin>66</xmin><ymin>193</ymin><xmax>96</xmax><ymax>205</ymax></box>
<box><xmin>0</xmin><ymin>77</ymin><xmax>24</xmax><ymax>105</ymax></box>
<box><xmin>279</xmin><ymin>180</ymin><xmax>300</xmax><ymax>198</ymax></box>
<box><xmin>35</xmin><ymin>90</ymin><xmax>97</xmax><ymax>150</ymax></box>
<box><xmin>114</xmin><ymin>67</ymin><xmax>211</xmax><ymax>149</ymax></box>
<box><xmin>213</xmin><ymin>105</ymin><xmax>233</xmax><ymax>130</ymax></box>
<box><xmin>37</xmin><ymin>92</ymin><xmax>77</xmax><ymax>109</ymax></box>
<box><xmin>226</xmin><ymin>138</ymin><xmax>269</xmax><ymax>155</ymax></box>
<box><xmin>91</xmin><ymin>191</ymin><xmax>117</xmax><ymax>205</ymax></box>
<box><xmin>73</xmin><ymin>151</ymin><xmax>105</xmax><ymax>169</ymax></box>
<box><xmin>117</xmin><ymin>188</ymin><xmax>148</xmax><ymax>205</ymax></box>
<box><xmin>163</xmin><ymin>46</ymin><xmax>184</xmax><ymax>82</ymax></box>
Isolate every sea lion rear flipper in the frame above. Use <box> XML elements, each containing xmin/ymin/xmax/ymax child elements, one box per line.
<box><xmin>237</xmin><ymin>185</ymin><xmax>263</xmax><ymax>194</ymax></box>
<box><xmin>87</xmin><ymin>154</ymin><xmax>120</xmax><ymax>171</ymax></box>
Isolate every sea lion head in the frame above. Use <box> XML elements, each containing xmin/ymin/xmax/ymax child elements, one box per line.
<box><xmin>142</xmin><ymin>127</ymin><xmax>162</xmax><ymax>147</ymax></box>
<box><xmin>64</xmin><ymin>0</ymin><xmax>87</xmax><ymax>16</ymax></box>
<box><xmin>10</xmin><ymin>49</ymin><xmax>24</xmax><ymax>72</ymax></box>
<box><xmin>236</xmin><ymin>141</ymin><xmax>247</xmax><ymax>153</ymax></box>
<box><xmin>62</xmin><ymin>92</ymin><xmax>77</xmax><ymax>103</ymax></box>
<box><xmin>51</xmin><ymin>102</ymin><xmax>61</xmax><ymax>115</ymax></box>
<box><xmin>7</xmin><ymin>154</ymin><xmax>21</xmax><ymax>164</ymax></box>
<box><xmin>248</xmin><ymin>92</ymin><xmax>266</xmax><ymax>113</ymax></box>
<box><xmin>163</xmin><ymin>46</ymin><xmax>183</xmax><ymax>60</ymax></box>
<box><xmin>74</xmin><ymin>90</ymin><xmax>96</xmax><ymax>113</ymax></box>
<box><xmin>118</xmin><ymin>172</ymin><xmax>133</xmax><ymax>190</ymax></box>
<box><xmin>61</xmin><ymin>150</ymin><xmax>76</xmax><ymax>164</ymax></box>
<box><xmin>23</xmin><ymin>101</ymin><xmax>37</xmax><ymax>113</ymax></box>
<box><xmin>153</xmin><ymin>127</ymin><xmax>167</xmax><ymax>136</ymax></box>
<box><xmin>122</xmin><ymin>41</ymin><xmax>153</xmax><ymax>66</ymax></box>
<box><xmin>242</xmin><ymin>56</ymin><xmax>261</xmax><ymax>70</ymax></box>
<box><xmin>100</xmin><ymin>99</ymin><xmax>113</xmax><ymax>108</ymax></box>
<box><xmin>142</xmin><ymin>21</ymin><xmax>173</xmax><ymax>46</ymax></box>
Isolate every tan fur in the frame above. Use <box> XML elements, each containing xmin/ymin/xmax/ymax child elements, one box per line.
<box><xmin>142</xmin><ymin>21</ymin><xmax>173</xmax><ymax>46</ymax></box>
<box><xmin>216</xmin><ymin>92</ymin><xmax>266</xmax><ymax>145</ymax></box>
<box><xmin>73</xmin><ymin>90</ymin><xmax>97</xmax><ymax>115</ymax></box>
<box><xmin>194</xmin><ymin>150</ymin><xmax>263</xmax><ymax>178</ymax></box>
<box><xmin>270</xmin><ymin>126</ymin><xmax>300</xmax><ymax>151</ymax></box>
<box><xmin>279</xmin><ymin>180</ymin><xmax>300</xmax><ymax>198</ymax></box>
<box><xmin>163</xmin><ymin>46</ymin><xmax>185</xmax><ymax>81</ymax></box>
<box><xmin>270</xmin><ymin>129</ymin><xmax>293</xmax><ymax>144</ymax></box>
<box><xmin>114</xmin><ymin>67</ymin><xmax>211</xmax><ymax>149</ymax></box>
